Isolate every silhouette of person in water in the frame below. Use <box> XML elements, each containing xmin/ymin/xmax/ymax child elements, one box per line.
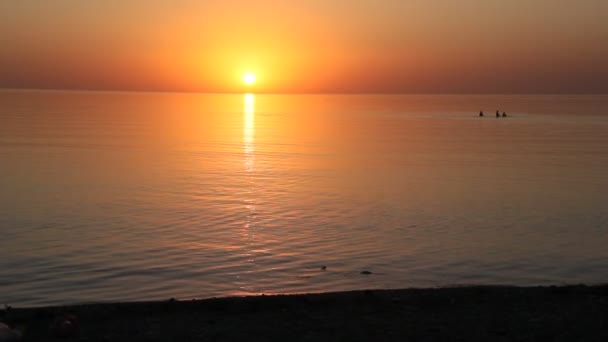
<box><xmin>479</xmin><ymin>111</ymin><xmax>484</xmax><ymax>117</ymax></box>
<box><xmin>502</xmin><ymin>112</ymin><xmax>507</xmax><ymax>117</ymax></box>
<box><xmin>496</xmin><ymin>110</ymin><xmax>500</xmax><ymax>118</ymax></box>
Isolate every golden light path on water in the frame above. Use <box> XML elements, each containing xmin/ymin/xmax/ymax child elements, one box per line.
<box><xmin>243</xmin><ymin>93</ymin><xmax>256</xmax><ymax>234</ymax></box>
<box><xmin>243</xmin><ymin>93</ymin><xmax>255</xmax><ymax>171</ymax></box>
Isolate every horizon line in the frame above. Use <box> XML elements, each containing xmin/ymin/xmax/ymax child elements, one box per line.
<box><xmin>1</xmin><ymin>87</ymin><xmax>607</xmax><ymax>96</ymax></box>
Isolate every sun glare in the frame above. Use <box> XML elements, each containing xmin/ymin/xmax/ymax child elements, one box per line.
<box><xmin>243</xmin><ymin>72</ymin><xmax>256</xmax><ymax>85</ymax></box>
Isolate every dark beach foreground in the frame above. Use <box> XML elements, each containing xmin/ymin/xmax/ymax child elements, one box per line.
<box><xmin>2</xmin><ymin>285</ymin><xmax>608</xmax><ymax>341</ymax></box>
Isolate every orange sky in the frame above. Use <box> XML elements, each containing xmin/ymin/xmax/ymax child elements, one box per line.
<box><xmin>1</xmin><ymin>1</ymin><xmax>607</xmax><ymax>93</ymax></box>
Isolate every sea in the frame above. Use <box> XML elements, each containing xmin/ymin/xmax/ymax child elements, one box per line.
<box><xmin>1</xmin><ymin>90</ymin><xmax>607</xmax><ymax>307</ymax></box>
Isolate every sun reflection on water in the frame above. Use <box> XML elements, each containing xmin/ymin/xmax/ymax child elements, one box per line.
<box><xmin>243</xmin><ymin>93</ymin><xmax>256</xmax><ymax>235</ymax></box>
<box><xmin>243</xmin><ymin>93</ymin><xmax>255</xmax><ymax>171</ymax></box>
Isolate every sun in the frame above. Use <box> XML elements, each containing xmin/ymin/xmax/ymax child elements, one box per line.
<box><xmin>243</xmin><ymin>72</ymin><xmax>256</xmax><ymax>85</ymax></box>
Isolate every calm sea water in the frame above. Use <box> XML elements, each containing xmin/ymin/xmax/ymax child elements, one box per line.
<box><xmin>1</xmin><ymin>91</ymin><xmax>607</xmax><ymax>307</ymax></box>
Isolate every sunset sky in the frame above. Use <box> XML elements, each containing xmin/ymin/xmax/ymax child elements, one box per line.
<box><xmin>1</xmin><ymin>0</ymin><xmax>607</xmax><ymax>93</ymax></box>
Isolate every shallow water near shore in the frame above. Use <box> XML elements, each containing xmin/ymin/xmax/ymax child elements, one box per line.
<box><xmin>1</xmin><ymin>91</ymin><xmax>608</xmax><ymax>307</ymax></box>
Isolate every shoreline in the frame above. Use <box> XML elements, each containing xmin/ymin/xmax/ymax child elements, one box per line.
<box><xmin>2</xmin><ymin>284</ymin><xmax>608</xmax><ymax>341</ymax></box>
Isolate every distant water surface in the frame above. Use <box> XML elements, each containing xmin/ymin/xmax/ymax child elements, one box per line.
<box><xmin>1</xmin><ymin>91</ymin><xmax>607</xmax><ymax>307</ymax></box>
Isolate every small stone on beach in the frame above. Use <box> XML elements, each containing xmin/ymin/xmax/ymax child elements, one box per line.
<box><xmin>51</xmin><ymin>314</ymin><xmax>78</xmax><ymax>338</ymax></box>
<box><xmin>0</xmin><ymin>323</ymin><xmax>21</xmax><ymax>342</ymax></box>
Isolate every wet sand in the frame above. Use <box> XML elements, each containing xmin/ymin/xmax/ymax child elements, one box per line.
<box><xmin>2</xmin><ymin>285</ymin><xmax>608</xmax><ymax>341</ymax></box>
